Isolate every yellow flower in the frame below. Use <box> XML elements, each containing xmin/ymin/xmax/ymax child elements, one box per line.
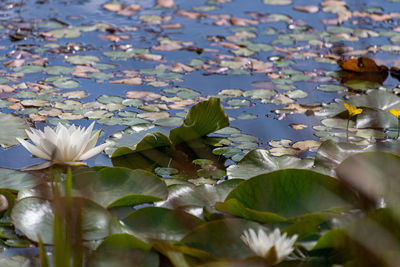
<box><xmin>390</xmin><ymin>109</ymin><xmax>400</xmax><ymax>119</ymax></box>
<box><xmin>344</xmin><ymin>103</ymin><xmax>363</xmax><ymax>117</ymax></box>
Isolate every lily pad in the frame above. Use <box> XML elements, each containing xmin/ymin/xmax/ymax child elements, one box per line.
<box><xmin>227</xmin><ymin>149</ymin><xmax>313</xmax><ymax>179</ymax></box>
<box><xmin>66</xmin><ymin>55</ymin><xmax>100</xmax><ymax>65</ymax></box>
<box><xmin>11</xmin><ymin>197</ymin><xmax>112</xmax><ymax>244</ymax></box>
<box><xmin>88</xmin><ymin>233</ymin><xmax>159</xmax><ymax>267</ymax></box>
<box><xmin>217</xmin><ymin>169</ymin><xmax>358</xmax><ymax>222</ymax></box>
<box><xmin>0</xmin><ymin>169</ymin><xmax>40</xmax><ymax>191</ymax></box>
<box><xmin>72</xmin><ymin>167</ymin><xmax>168</xmax><ymax>208</ymax></box>
<box><xmin>122</xmin><ymin>207</ymin><xmax>204</xmax><ymax>241</ymax></box>
<box><xmin>170</xmin><ymin>97</ymin><xmax>229</xmax><ymax>144</ymax></box>
<box><xmin>0</xmin><ymin>113</ymin><xmax>29</xmax><ymax>148</ymax></box>
<box><xmin>182</xmin><ymin>218</ymin><xmax>260</xmax><ymax>259</ymax></box>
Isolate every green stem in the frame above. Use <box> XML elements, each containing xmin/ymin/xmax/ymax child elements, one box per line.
<box><xmin>65</xmin><ymin>167</ymin><xmax>72</xmax><ymax>198</ymax></box>
<box><xmin>346</xmin><ymin>117</ymin><xmax>350</xmax><ymax>143</ymax></box>
<box><xmin>397</xmin><ymin>118</ymin><xmax>400</xmax><ymax>140</ymax></box>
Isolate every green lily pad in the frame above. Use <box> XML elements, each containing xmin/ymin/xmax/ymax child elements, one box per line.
<box><xmin>243</xmin><ymin>89</ymin><xmax>276</xmax><ymax>99</ymax></box>
<box><xmin>97</xmin><ymin>95</ymin><xmax>124</xmax><ymax>104</ymax></box>
<box><xmin>49</xmin><ymin>28</ymin><xmax>81</xmax><ymax>38</ymax></box>
<box><xmin>52</xmin><ymin>77</ymin><xmax>80</xmax><ymax>88</ymax></box>
<box><xmin>170</xmin><ymin>98</ymin><xmax>229</xmax><ymax>144</ymax></box>
<box><xmin>72</xmin><ymin>167</ymin><xmax>168</xmax><ymax>208</ymax></box>
<box><xmin>88</xmin><ymin>233</ymin><xmax>159</xmax><ymax>267</ymax></box>
<box><xmin>0</xmin><ymin>113</ymin><xmax>29</xmax><ymax>148</ymax></box>
<box><xmin>314</xmin><ymin>140</ymin><xmax>367</xmax><ymax>174</ymax></box>
<box><xmin>45</xmin><ymin>66</ymin><xmax>73</xmax><ymax>75</ymax></box>
<box><xmin>336</xmin><ymin>152</ymin><xmax>400</xmax><ymax>206</ymax></box>
<box><xmin>66</xmin><ymin>55</ymin><xmax>100</xmax><ymax>65</ymax></box>
<box><xmin>0</xmin><ymin>169</ymin><xmax>40</xmax><ymax>191</ymax></box>
<box><xmin>14</xmin><ymin>65</ymin><xmax>44</xmax><ymax>74</ymax></box>
<box><xmin>122</xmin><ymin>207</ymin><xmax>204</xmax><ymax>241</ymax></box>
<box><xmin>227</xmin><ymin>149</ymin><xmax>313</xmax><ymax>179</ymax></box>
<box><xmin>217</xmin><ymin>169</ymin><xmax>358</xmax><ymax>222</ymax></box>
<box><xmin>157</xmin><ymin>179</ymin><xmax>243</xmax><ymax>210</ymax></box>
<box><xmin>317</xmin><ymin>84</ymin><xmax>347</xmax><ymax>92</ymax></box>
<box><xmin>11</xmin><ymin>197</ymin><xmax>112</xmax><ymax>244</ymax></box>
<box><xmin>182</xmin><ymin>218</ymin><xmax>260</xmax><ymax>259</ymax></box>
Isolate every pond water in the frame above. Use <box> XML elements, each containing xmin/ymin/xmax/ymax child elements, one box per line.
<box><xmin>0</xmin><ymin>0</ymin><xmax>400</xmax><ymax>169</ymax></box>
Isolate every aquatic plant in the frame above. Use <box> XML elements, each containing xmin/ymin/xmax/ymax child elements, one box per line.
<box><xmin>241</xmin><ymin>228</ymin><xmax>297</xmax><ymax>265</ymax></box>
<box><xmin>16</xmin><ymin>122</ymin><xmax>110</xmax><ymax>168</ymax></box>
<box><xmin>344</xmin><ymin>103</ymin><xmax>363</xmax><ymax>142</ymax></box>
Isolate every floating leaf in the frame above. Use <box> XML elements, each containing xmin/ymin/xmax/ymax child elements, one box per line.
<box><xmin>88</xmin><ymin>233</ymin><xmax>159</xmax><ymax>267</ymax></box>
<box><xmin>66</xmin><ymin>55</ymin><xmax>100</xmax><ymax>65</ymax></box>
<box><xmin>11</xmin><ymin>197</ymin><xmax>112</xmax><ymax>244</ymax></box>
<box><xmin>122</xmin><ymin>207</ymin><xmax>203</xmax><ymax>241</ymax></box>
<box><xmin>72</xmin><ymin>167</ymin><xmax>168</xmax><ymax>208</ymax></box>
<box><xmin>227</xmin><ymin>149</ymin><xmax>313</xmax><ymax>179</ymax></box>
<box><xmin>217</xmin><ymin>169</ymin><xmax>358</xmax><ymax>222</ymax></box>
<box><xmin>170</xmin><ymin>98</ymin><xmax>229</xmax><ymax>144</ymax></box>
<box><xmin>0</xmin><ymin>168</ymin><xmax>40</xmax><ymax>191</ymax></box>
<box><xmin>182</xmin><ymin>219</ymin><xmax>260</xmax><ymax>258</ymax></box>
<box><xmin>45</xmin><ymin>66</ymin><xmax>73</xmax><ymax>75</ymax></box>
<box><xmin>0</xmin><ymin>113</ymin><xmax>29</xmax><ymax>148</ymax></box>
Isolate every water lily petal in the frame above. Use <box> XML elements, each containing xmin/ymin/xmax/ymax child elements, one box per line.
<box><xmin>16</xmin><ymin>138</ymin><xmax>51</xmax><ymax>160</ymax></box>
<box><xmin>82</xmin><ymin>129</ymin><xmax>101</xmax><ymax>153</ymax></box>
<box><xmin>78</xmin><ymin>142</ymin><xmax>110</xmax><ymax>160</ymax></box>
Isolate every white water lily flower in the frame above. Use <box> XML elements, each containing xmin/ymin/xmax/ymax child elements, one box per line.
<box><xmin>241</xmin><ymin>228</ymin><xmax>297</xmax><ymax>263</ymax></box>
<box><xmin>16</xmin><ymin>122</ymin><xmax>110</xmax><ymax>166</ymax></box>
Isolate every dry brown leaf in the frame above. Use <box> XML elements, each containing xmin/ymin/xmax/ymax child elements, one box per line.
<box><xmin>157</xmin><ymin>0</ymin><xmax>174</xmax><ymax>8</ymax></box>
<box><xmin>172</xmin><ymin>62</ymin><xmax>195</xmax><ymax>72</ymax></box>
<box><xmin>28</xmin><ymin>58</ymin><xmax>48</xmax><ymax>66</ymax></box>
<box><xmin>0</xmin><ymin>85</ymin><xmax>15</xmax><ymax>92</ymax></box>
<box><xmin>62</xmin><ymin>90</ymin><xmax>87</xmax><ymax>99</ymax></box>
<box><xmin>126</xmin><ymin>91</ymin><xmax>162</xmax><ymax>101</ymax></box>
<box><xmin>8</xmin><ymin>103</ymin><xmax>23</xmax><ymax>110</ymax></box>
<box><xmin>273</xmin><ymin>94</ymin><xmax>294</xmax><ymax>105</ymax></box>
<box><xmin>139</xmin><ymin>54</ymin><xmax>163</xmax><ymax>61</ymax></box>
<box><xmin>283</xmin><ymin>103</ymin><xmax>321</xmax><ymax>114</ymax></box>
<box><xmin>103</xmin><ymin>3</ymin><xmax>122</xmax><ymax>12</ymax></box>
<box><xmin>337</xmin><ymin>57</ymin><xmax>387</xmax><ymax>73</ymax></box>
<box><xmin>321</xmin><ymin>0</ymin><xmax>346</xmax><ymax>7</ymax></box>
<box><xmin>370</xmin><ymin>13</ymin><xmax>392</xmax><ymax>22</ymax></box>
<box><xmin>294</xmin><ymin>5</ymin><xmax>319</xmax><ymax>13</ymax></box>
<box><xmin>230</xmin><ymin>17</ymin><xmax>258</xmax><ymax>26</ymax></box>
<box><xmin>176</xmin><ymin>10</ymin><xmax>203</xmax><ymax>19</ymax></box>
<box><xmin>38</xmin><ymin>108</ymin><xmax>62</xmax><ymax>116</ymax></box>
<box><xmin>292</xmin><ymin>140</ymin><xmax>321</xmax><ymax>151</ymax></box>
<box><xmin>27</xmin><ymin>82</ymin><xmax>53</xmax><ymax>90</ymax></box>
<box><xmin>160</xmin><ymin>23</ymin><xmax>182</xmax><ymax>29</ymax></box>
<box><xmin>152</xmin><ymin>43</ymin><xmax>182</xmax><ymax>51</ymax></box>
<box><xmin>58</xmin><ymin>113</ymin><xmax>84</xmax><ymax>120</ymax></box>
<box><xmin>72</xmin><ymin>65</ymin><xmax>99</xmax><ymax>73</ymax></box>
<box><xmin>137</xmin><ymin>112</ymin><xmax>169</xmax><ymax>121</ymax></box>
<box><xmin>101</xmin><ymin>34</ymin><xmax>131</xmax><ymax>42</ymax></box>
<box><xmin>269</xmin><ymin>147</ymin><xmax>299</xmax><ymax>157</ymax></box>
<box><xmin>220</xmin><ymin>42</ymin><xmax>241</xmax><ymax>49</ymax></box>
<box><xmin>109</xmin><ymin>78</ymin><xmax>143</xmax><ymax>85</ymax></box>
<box><xmin>290</xmin><ymin>124</ymin><xmax>308</xmax><ymax>130</ymax></box>
<box><xmin>3</xmin><ymin>59</ymin><xmax>25</xmax><ymax>67</ymax></box>
<box><xmin>29</xmin><ymin>114</ymin><xmax>47</xmax><ymax>122</ymax></box>
<box><xmin>118</xmin><ymin>5</ymin><xmax>141</xmax><ymax>16</ymax></box>
<box><xmin>337</xmin><ymin>10</ymin><xmax>352</xmax><ymax>23</ymax></box>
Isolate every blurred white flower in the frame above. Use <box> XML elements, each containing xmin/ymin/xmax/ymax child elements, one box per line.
<box><xmin>17</xmin><ymin>122</ymin><xmax>110</xmax><ymax>166</ymax></box>
<box><xmin>241</xmin><ymin>228</ymin><xmax>297</xmax><ymax>264</ymax></box>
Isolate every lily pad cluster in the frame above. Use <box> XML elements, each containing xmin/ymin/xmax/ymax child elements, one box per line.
<box><xmin>2</xmin><ymin>0</ymin><xmax>400</xmax><ymax>265</ymax></box>
<box><xmin>0</xmin><ymin>97</ymin><xmax>399</xmax><ymax>266</ymax></box>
